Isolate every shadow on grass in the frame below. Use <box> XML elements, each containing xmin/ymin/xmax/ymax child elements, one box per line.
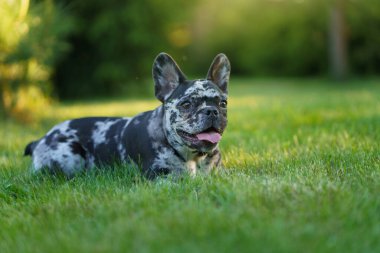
<box><xmin>0</xmin><ymin>163</ymin><xmax>147</xmax><ymax>203</ymax></box>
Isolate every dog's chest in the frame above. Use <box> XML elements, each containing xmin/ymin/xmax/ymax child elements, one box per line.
<box><xmin>184</xmin><ymin>160</ymin><xmax>196</xmax><ymax>176</ymax></box>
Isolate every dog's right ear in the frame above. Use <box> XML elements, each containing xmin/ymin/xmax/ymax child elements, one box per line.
<box><xmin>207</xmin><ymin>53</ymin><xmax>231</xmax><ymax>94</ymax></box>
<box><xmin>153</xmin><ymin>53</ymin><xmax>186</xmax><ymax>102</ymax></box>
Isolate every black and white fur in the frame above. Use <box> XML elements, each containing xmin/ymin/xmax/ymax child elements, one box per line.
<box><xmin>24</xmin><ymin>53</ymin><xmax>231</xmax><ymax>178</ymax></box>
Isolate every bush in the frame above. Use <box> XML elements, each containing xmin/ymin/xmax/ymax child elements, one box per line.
<box><xmin>0</xmin><ymin>0</ymin><xmax>72</xmax><ymax>122</ymax></box>
<box><xmin>53</xmin><ymin>0</ymin><xmax>197</xmax><ymax>99</ymax></box>
<box><xmin>189</xmin><ymin>0</ymin><xmax>380</xmax><ymax>77</ymax></box>
<box><xmin>2</xmin><ymin>0</ymin><xmax>380</xmax><ymax>106</ymax></box>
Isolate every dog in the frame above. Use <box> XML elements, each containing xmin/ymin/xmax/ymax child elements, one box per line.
<box><xmin>24</xmin><ymin>53</ymin><xmax>231</xmax><ymax>178</ymax></box>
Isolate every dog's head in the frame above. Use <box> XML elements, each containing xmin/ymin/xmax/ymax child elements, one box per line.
<box><xmin>153</xmin><ymin>53</ymin><xmax>230</xmax><ymax>154</ymax></box>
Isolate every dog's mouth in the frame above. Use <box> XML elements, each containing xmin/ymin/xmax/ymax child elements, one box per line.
<box><xmin>177</xmin><ymin>127</ymin><xmax>222</xmax><ymax>144</ymax></box>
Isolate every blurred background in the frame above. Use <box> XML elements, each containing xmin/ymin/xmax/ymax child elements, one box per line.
<box><xmin>1</xmin><ymin>0</ymin><xmax>379</xmax><ymax>122</ymax></box>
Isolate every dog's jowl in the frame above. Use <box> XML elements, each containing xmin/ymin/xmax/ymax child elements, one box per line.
<box><xmin>24</xmin><ymin>53</ymin><xmax>231</xmax><ymax>178</ymax></box>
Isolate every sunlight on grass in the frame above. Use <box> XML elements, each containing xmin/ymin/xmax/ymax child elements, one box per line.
<box><xmin>49</xmin><ymin>100</ymin><xmax>160</xmax><ymax>121</ymax></box>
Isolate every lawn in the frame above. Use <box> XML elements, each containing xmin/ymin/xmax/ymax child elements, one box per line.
<box><xmin>1</xmin><ymin>79</ymin><xmax>379</xmax><ymax>253</ymax></box>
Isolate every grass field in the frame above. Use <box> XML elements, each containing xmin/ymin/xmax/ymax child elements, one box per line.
<box><xmin>1</xmin><ymin>79</ymin><xmax>380</xmax><ymax>253</ymax></box>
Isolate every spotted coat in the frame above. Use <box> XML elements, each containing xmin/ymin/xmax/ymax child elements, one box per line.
<box><xmin>25</xmin><ymin>53</ymin><xmax>230</xmax><ymax>178</ymax></box>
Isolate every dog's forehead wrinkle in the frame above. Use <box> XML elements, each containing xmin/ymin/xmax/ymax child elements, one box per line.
<box><xmin>194</xmin><ymin>79</ymin><xmax>209</xmax><ymax>86</ymax></box>
<box><xmin>184</xmin><ymin>81</ymin><xmax>222</xmax><ymax>99</ymax></box>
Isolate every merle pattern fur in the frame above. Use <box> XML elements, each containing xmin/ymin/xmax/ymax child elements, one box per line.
<box><xmin>24</xmin><ymin>53</ymin><xmax>231</xmax><ymax>178</ymax></box>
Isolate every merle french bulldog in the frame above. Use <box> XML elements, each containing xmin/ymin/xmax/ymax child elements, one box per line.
<box><xmin>24</xmin><ymin>53</ymin><xmax>230</xmax><ymax>178</ymax></box>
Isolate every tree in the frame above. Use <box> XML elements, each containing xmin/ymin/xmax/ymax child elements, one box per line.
<box><xmin>0</xmin><ymin>0</ymin><xmax>72</xmax><ymax>122</ymax></box>
<box><xmin>329</xmin><ymin>0</ymin><xmax>348</xmax><ymax>80</ymax></box>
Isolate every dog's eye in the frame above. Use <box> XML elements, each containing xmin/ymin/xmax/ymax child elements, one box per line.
<box><xmin>220</xmin><ymin>100</ymin><xmax>227</xmax><ymax>108</ymax></box>
<box><xmin>180</xmin><ymin>101</ymin><xmax>191</xmax><ymax>109</ymax></box>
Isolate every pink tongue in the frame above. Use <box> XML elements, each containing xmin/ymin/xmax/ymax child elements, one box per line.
<box><xmin>196</xmin><ymin>131</ymin><xmax>222</xmax><ymax>143</ymax></box>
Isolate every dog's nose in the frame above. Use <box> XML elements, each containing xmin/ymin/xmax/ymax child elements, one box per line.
<box><xmin>203</xmin><ymin>107</ymin><xmax>219</xmax><ymax>117</ymax></box>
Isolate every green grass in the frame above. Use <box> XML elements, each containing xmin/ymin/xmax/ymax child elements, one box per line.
<box><xmin>1</xmin><ymin>78</ymin><xmax>380</xmax><ymax>253</ymax></box>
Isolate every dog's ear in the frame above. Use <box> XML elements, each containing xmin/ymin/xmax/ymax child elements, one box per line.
<box><xmin>206</xmin><ymin>54</ymin><xmax>231</xmax><ymax>94</ymax></box>
<box><xmin>153</xmin><ymin>53</ymin><xmax>186</xmax><ymax>102</ymax></box>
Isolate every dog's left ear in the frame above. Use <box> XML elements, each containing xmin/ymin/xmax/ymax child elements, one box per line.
<box><xmin>207</xmin><ymin>54</ymin><xmax>231</xmax><ymax>94</ymax></box>
<box><xmin>153</xmin><ymin>53</ymin><xmax>186</xmax><ymax>102</ymax></box>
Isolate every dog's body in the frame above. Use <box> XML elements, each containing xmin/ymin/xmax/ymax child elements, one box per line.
<box><xmin>25</xmin><ymin>53</ymin><xmax>230</xmax><ymax>178</ymax></box>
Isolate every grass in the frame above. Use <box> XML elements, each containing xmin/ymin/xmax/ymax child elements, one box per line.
<box><xmin>1</xmin><ymin>78</ymin><xmax>380</xmax><ymax>253</ymax></box>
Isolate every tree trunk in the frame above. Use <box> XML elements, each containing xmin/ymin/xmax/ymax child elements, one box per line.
<box><xmin>329</xmin><ymin>0</ymin><xmax>348</xmax><ymax>81</ymax></box>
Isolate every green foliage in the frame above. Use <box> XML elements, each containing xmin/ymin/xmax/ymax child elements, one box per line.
<box><xmin>52</xmin><ymin>0</ymin><xmax>380</xmax><ymax>99</ymax></box>
<box><xmin>0</xmin><ymin>0</ymin><xmax>72</xmax><ymax>122</ymax></box>
<box><xmin>1</xmin><ymin>79</ymin><xmax>380</xmax><ymax>252</ymax></box>
<box><xmin>347</xmin><ymin>0</ymin><xmax>380</xmax><ymax>74</ymax></box>
<box><xmin>190</xmin><ymin>0</ymin><xmax>380</xmax><ymax>77</ymax></box>
<box><xmin>53</xmin><ymin>0</ymin><xmax>197</xmax><ymax>98</ymax></box>
<box><xmin>8</xmin><ymin>1</ymin><xmax>73</xmax><ymax>67</ymax></box>
<box><xmin>190</xmin><ymin>0</ymin><xmax>327</xmax><ymax>76</ymax></box>
<box><xmin>2</xmin><ymin>0</ymin><xmax>380</xmax><ymax>103</ymax></box>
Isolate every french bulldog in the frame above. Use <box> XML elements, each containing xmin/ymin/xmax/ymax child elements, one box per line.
<box><xmin>24</xmin><ymin>53</ymin><xmax>231</xmax><ymax>178</ymax></box>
